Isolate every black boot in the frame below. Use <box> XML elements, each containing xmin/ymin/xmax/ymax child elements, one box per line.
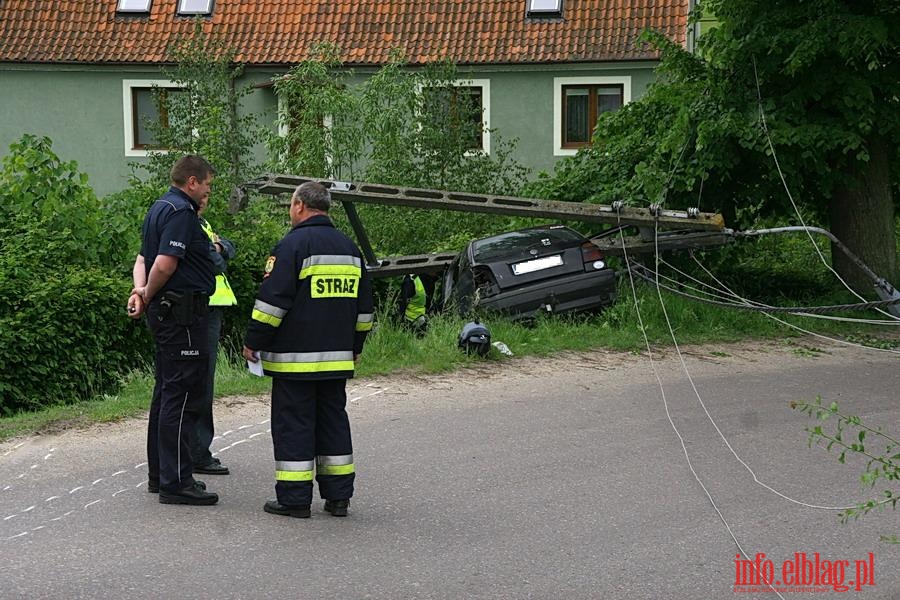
<box><xmin>264</xmin><ymin>500</ymin><xmax>311</xmax><ymax>518</ymax></box>
<box><xmin>324</xmin><ymin>499</ymin><xmax>349</xmax><ymax>517</ymax></box>
<box><xmin>159</xmin><ymin>481</ymin><xmax>218</xmax><ymax>505</ymax></box>
<box><xmin>148</xmin><ymin>479</ymin><xmax>205</xmax><ymax>494</ymax></box>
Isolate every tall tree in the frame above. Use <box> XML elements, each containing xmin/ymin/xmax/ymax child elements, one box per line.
<box><xmin>528</xmin><ymin>0</ymin><xmax>899</xmax><ymax>291</ymax></box>
<box><xmin>702</xmin><ymin>0</ymin><xmax>899</xmax><ymax>289</ymax></box>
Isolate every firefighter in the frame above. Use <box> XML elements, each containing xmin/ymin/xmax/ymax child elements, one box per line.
<box><xmin>243</xmin><ymin>182</ymin><xmax>374</xmax><ymax>518</ymax></box>
<box><xmin>128</xmin><ymin>155</ymin><xmax>219</xmax><ymax>506</ymax></box>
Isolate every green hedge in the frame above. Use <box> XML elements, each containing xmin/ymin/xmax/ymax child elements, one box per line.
<box><xmin>0</xmin><ymin>135</ymin><xmax>149</xmax><ymax>415</ymax></box>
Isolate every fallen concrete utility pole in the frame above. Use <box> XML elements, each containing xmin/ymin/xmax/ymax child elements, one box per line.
<box><xmin>234</xmin><ymin>173</ymin><xmax>728</xmax><ymax>278</ymax></box>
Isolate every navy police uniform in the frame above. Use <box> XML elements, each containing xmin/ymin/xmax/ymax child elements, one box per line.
<box><xmin>141</xmin><ymin>186</ymin><xmax>215</xmax><ymax>493</ymax></box>
<box><xmin>245</xmin><ymin>214</ymin><xmax>374</xmax><ymax>507</ymax></box>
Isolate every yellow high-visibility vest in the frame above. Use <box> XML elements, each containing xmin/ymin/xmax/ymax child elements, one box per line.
<box><xmin>404</xmin><ymin>275</ymin><xmax>426</xmax><ymax>321</ymax></box>
<box><xmin>199</xmin><ymin>218</ymin><xmax>238</xmax><ymax>307</ymax></box>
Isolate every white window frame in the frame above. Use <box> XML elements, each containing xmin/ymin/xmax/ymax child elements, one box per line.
<box><xmin>122</xmin><ymin>79</ymin><xmax>181</xmax><ymax>157</ymax></box>
<box><xmin>116</xmin><ymin>0</ymin><xmax>152</xmax><ymax>13</ymax></box>
<box><xmin>275</xmin><ymin>94</ymin><xmax>336</xmax><ymax>170</ymax></box>
<box><xmin>177</xmin><ymin>0</ymin><xmax>214</xmax><ymax>16</ymax></box>
<box><xmin>553</xmin><ymin>76</ymin><xmax>631</xmax><ymax>156</ymax></box>
<box><xmin>454</xmin><ymin>79</ymin><xmax>491</xmax><ymax>156</ymax></box>
<box><xmin>527</xmin><ymin>0</ymin><xmax>563</xmax><ymax>16</ymax></box>
<box><xmin>415</xmin><ymin>79</ymin><xmax>491</xmax><ymax>155</ymax></box>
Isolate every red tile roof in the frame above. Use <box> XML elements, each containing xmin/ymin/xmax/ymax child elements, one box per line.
<box><xmin>0</xmin><ymin>1</ymin><xmax>687</xmax><ymax>66</ymax></box>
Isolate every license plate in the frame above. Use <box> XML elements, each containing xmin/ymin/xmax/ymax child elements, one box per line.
<box><xmin>512</xmin><ymin>255</ymin><xmax>563</xmax><ymax>275</ymax></box>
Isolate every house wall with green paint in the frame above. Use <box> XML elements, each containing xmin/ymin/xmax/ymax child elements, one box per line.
<box><xmin>0</xmin><ymin>61</ymin><xmax>658</xmax><ymax>197</ymax></box>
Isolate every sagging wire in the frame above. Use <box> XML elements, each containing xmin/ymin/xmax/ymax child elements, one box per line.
<box><xmin>685</xmin><ymin>254</ymin><xmax>900</xmax><ymax>356</ymax></box>
<box><xmin>751</xmin><ymin>56</ymin><xmax>900</xmax><ymax>323</ymax></box>
<box><xmin>615</xmin><ymin>211</ymin><xmax>787</xmax><ymax>600</ymax></box>
<box><xmin>644</xmin><ymin>229</ymin><xmax>865</xmax><ymax>513</ymax></box>
<box><xmin>660</xmin><ymin>257</ymin><xmax>900</xmax><ymax>327</ymax></box>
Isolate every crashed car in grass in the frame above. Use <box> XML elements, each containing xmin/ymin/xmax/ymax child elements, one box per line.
<box><xmin>441</xmin><ymin>225</ymin><xmax>616</xmax><ymax>318</ymax></box>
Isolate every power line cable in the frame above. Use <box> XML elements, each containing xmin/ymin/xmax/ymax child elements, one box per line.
<box><xmin>615</xmin><ymin>213</ymin><xmax>786</xmax><ymax>599</ymax></box>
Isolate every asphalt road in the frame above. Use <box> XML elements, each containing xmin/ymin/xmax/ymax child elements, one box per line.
<box><xmin>1</xmin><ymin>339</ymin><xmax>898</xmax><ymax>599</ymax></box>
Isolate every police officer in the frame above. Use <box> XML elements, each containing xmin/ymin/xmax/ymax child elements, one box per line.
<box><xmin>192</xmin><ymin>200</ymin><xmax>237</xmax><ymax>476</ymax></box>
<box><xmin>243</xmin><ymin>182</ymin><xmax>374</xmax><ymax>519</ymax></box>
<box><xmin>128</xmin><ymin>155</ymin><xmax>219</xmax><ymax>506</ymax></box>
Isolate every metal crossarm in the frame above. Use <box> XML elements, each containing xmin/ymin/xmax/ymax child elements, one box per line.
<box><xmin>236</xmin><ymin>173</ymin><xmax>727</xmax><ymax>232</ymax></box>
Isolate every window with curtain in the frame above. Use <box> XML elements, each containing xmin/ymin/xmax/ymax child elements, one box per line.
<box><xmin>562</xmin><ymin>84</ymin><xmax>623</xmax><ymax>148</ymax></box>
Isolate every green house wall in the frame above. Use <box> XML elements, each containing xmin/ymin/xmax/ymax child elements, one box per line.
<box><xmin>0</xmin><ymin>62</ymin><xmax>657</xmax><ymax>198</ymax></box>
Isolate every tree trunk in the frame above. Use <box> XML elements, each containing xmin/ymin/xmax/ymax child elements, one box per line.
<box><xmin>828</xmin><ymin>135</ymin><xmax>896</xmax><ymax>294</ymax></box>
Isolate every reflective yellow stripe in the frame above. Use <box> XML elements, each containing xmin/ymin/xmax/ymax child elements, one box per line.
<box><xmin>275</xmin><ymin>470</ymin><xmax>314</xmax><ymax>482</ymax></box>
<box><xmin>261</xmin><ymin>360</ymin><xmax>355</xmax><ymax>373</ymax></box>
<box><xmin>251</xmin><ymin>309</ymin><xmax>282</xmax><ymax>327</ymax></box>
<box><xmin>299</xmin><ymin>264</ymin><xmax>362</xmax><ymax>280</ymax></box>
<box><xmin>355</xmin><ymin>320</ymin><xmax>373</xmax><ymax>332</ymax></box>
<box><xmin>317</xmin><ymin>463</ymin><xmax>355</xmax><ymax>476</ymax></box>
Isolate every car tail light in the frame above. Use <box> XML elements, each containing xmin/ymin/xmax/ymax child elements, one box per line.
<box><xmin>581</xmin><ymin>241</ymin><xmax>606</xmax><ymax>271</ymax></box>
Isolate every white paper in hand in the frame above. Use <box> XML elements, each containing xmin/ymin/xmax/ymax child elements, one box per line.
<box><xmin>247</xmin><ymin>353</ymin><xmax>264</xmax><ymax>377</ymax></box>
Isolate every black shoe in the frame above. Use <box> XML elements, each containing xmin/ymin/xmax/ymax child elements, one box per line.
<box><xmin>263</xmin><ymin>500</ymin><xmax>311</xmax><ymax>518</ymax></box>
<box><xmin>193</xmin><ymin>457</ymin><xmax>230</xmax><ymax>475</ymax></box>
<box><xmin>148</xmin><ymin>479</ymin><xmax>206</xmax><ymax>494</ymax></box>
<box><xmin>324</xmin><ymin>499</ymin><xmax>349</xmax><ymax>517</ymax></box>
<box><xmin>159</xmin><ymin>482</ymin><xmax>218</xmax><ymax>505</ymax></box>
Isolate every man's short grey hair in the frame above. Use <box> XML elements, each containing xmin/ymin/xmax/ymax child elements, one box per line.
<box><xmin>292</xmin><ymin>182</ymin><xmax>331</xmax><ymax>212</ymax></box>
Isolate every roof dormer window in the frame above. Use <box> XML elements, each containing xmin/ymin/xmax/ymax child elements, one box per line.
<box><xmin>117</xmin><ymin>0</ymin><xmax>152</xmax><ymax>13</ymax></box>
<box><xmin>527</xmin><ymin>0</ymin><xmax>563</xmax><ymax>17</ymax></box>
<box><xmin>177</xmin><ymin>0</ymin><xmax>214</xmax><ymax>15</ymax></box>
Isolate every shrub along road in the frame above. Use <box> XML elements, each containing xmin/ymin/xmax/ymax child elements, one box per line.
<box><xmin>0</xmin><ymin>339</ymin><xmax>897</xmax><ymax>599</ymax></box>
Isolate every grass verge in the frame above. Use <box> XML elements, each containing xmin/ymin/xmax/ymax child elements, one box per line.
<box><xmin>1</xmin><ymin>282</ymin><xmax>897</xmax><ymax>443</ymax></box>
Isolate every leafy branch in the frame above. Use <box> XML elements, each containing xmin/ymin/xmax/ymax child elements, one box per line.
<box><xmin>791</xmin><ymin>397</ymin><xmax>898</xmax><ymax>537</ymax></box>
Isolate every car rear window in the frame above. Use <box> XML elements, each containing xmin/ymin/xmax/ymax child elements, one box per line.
<box><xmin>472</xmin><ymin>227</ymin><xmax>584</xmax><ymax>262</ymax></box>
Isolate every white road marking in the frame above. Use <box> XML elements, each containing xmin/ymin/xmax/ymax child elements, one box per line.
<box><xmin>112</xmin><ymin>489</ymin><xmax>129</xmax><ymax>497</ymax></box>
<box><xmin>8</xmin><ymin>532</ymin><xmax>28</xmax><ymax>539</ymax></box>
<box><xmin>4</xmin><ymin>515</ymin><xmax>17</xmax><ymax>521</ymax></box>
<box><xmin>45</xmin><ymin>496</ymin><xmax>59</xmax><ymax>503</ymax></box>
<box><xmin>84</xmin><ymin>500</ymin><xmax>101</xmax><ymax>509</ymax></box>
<box><xmin>21</xmin><ymin>506</ymin><xmax>35</xmax><ymax>513</ymax></box>
<box><xmin>248</xmin><ymin>432</ymin><xmax>265</xmax><ymax>439</ymax></box>
<box><xmin>135</xmin><ymin>482</ymin><xmax>145</xmax><ymax>488</ymax></box>
<box><xmin>43</xmin><ymin>453</ymin><xmax>53</xmax><ymax>461</ymax></box>
<box><xmin>63</xmin><ymin>511</ymin><xmax>74</xmax><ymax>517</ymax></box>
<box><xmin>230</xmin><ymin>439</ymin><xmax>247</xmax><ymax>447</ymax></box>
<box><xmin>2</xmin><ymin>486</ymin><xmax>10</xmax><ymax>491</ymax></box>
<box><xmin>31</xmin><ymin>526</ymin><xmax>44</xmax><ymax>531</ymax></box>
<box><xmin>238</xmin><ymin>425</ymin><xmax>251</xmax><ymax>430</ymax></box>
<box><xmin>91</xmin><ymin>478</ymin><xmax>104</xmax><ymax>486</ymax></box>
<box><xmin>111</xmin><ymin>470</ymin><xmax>127</xmax><ymax>477</ymax></box>
<box><xmin>221</xmin><ymin>430</ymin><xmax>234</xmax><ymax>437</ymax></box>
<box><xmin>68</xmin><ymin>486</ymin><xmax>83</xmax><ymax>494</ymax></box>
<box><xmin>134</xmin><ymin>462</ymin><xmax>147</xmax><ymax>469</ymax></box>
<box><xmin>50</xmin><ymin>517</ymin><xmax>62</xmax><ymax>522</ymax></box>
<box><xmin>16</xmin><ymin>474</ymin><xmax>24</xmax><ymax>479</ymax></box>
<box><xmin>257</xmin><ymin>419</ymin><xmax>270</xmax><ymax>425</ymax></box>
<box><xmin>29</xmin><ymin>464</ymin><xmax>38</xmax><ymax>470</ymax></box>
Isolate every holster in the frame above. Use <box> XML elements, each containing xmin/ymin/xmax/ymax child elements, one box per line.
<box><xmin>158</xmin><ymin>291</ymin><xmax>205</xmax><ymax>326</ymax></box>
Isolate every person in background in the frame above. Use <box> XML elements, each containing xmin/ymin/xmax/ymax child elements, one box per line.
<box><xmin>191</xmin><ymin>198</ymin><xmax>237</xmax><ymax>476</ymax></box>
<box><xmin>399</xmin><ymin>273</ymin><xmax>428</xmax><ymax>337</ymax></box>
